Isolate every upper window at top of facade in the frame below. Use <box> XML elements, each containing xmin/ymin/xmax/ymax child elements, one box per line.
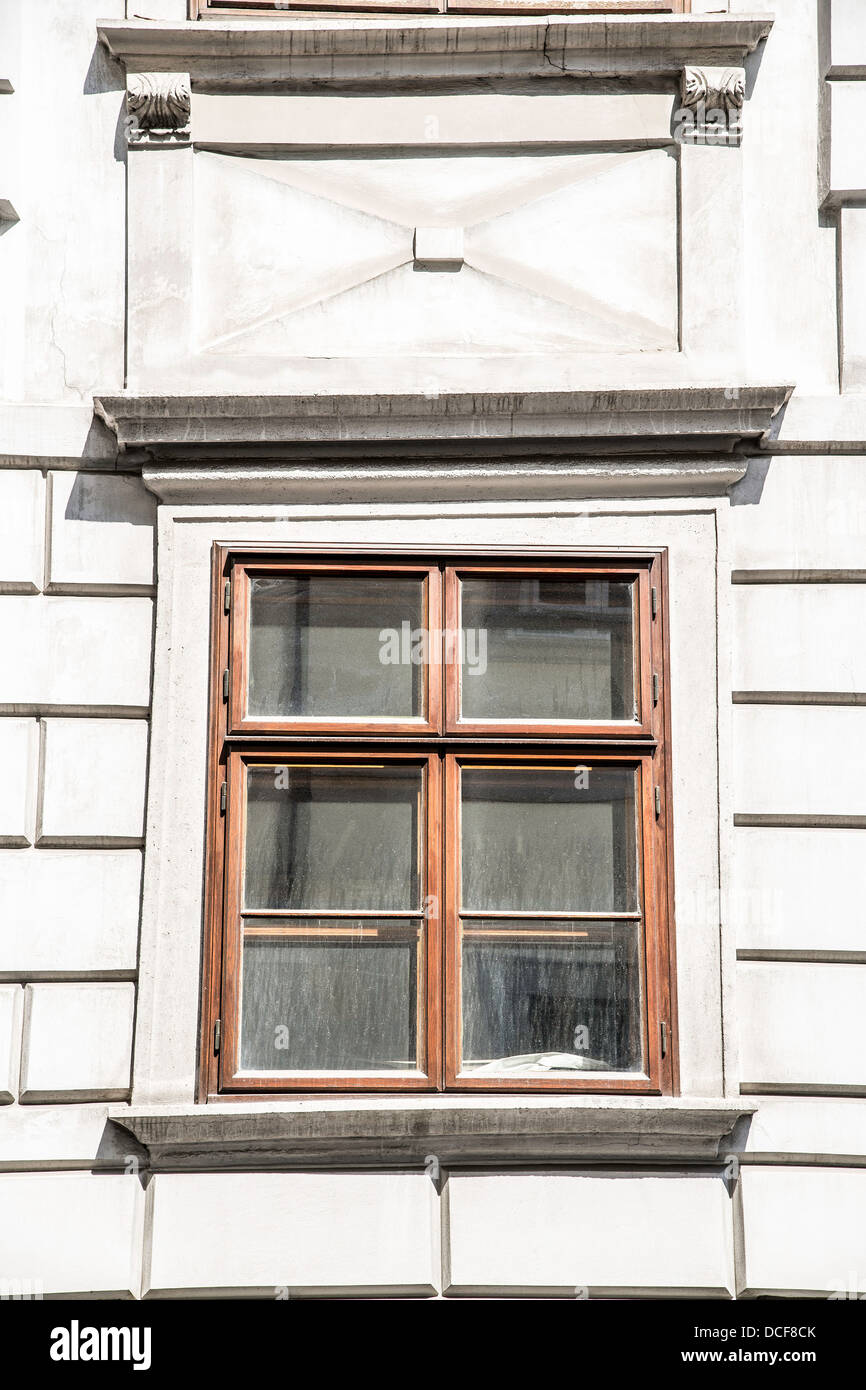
<box><xmin>192</xmin><ymin>2</ymin><xmax>691</xmax><ymax>16</ymax></box>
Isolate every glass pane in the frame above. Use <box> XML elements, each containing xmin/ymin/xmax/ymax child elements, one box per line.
<box><xmin>240</xmin><ymin>923</ymin><xmax>420</xmax><ymax>1071</ymax></box>
<box><xmin>461</xmin><ymin>921</ymin><xmax>642</xmax><ymax>1075</ymax></box>
<box><xmin>459</xmin><ymin>576</ymin><xmax>636</xmax><ymax>722</ymax></box>
<box><xmin>248</xmin><ymin>574</ymin><xmax>426</xmax><ymax>720</ymax></box>
<box><xmin>461</xmin><ymin>766</ymin><xmax>638</xmax><ymax>913</ymax></box>
<box><xmin>245</xmin><ymin>765</ymin><xmax>422</xmax><ymax>911</ymax></box>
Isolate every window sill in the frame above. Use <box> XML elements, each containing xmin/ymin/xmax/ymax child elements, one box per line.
<box><xmin>108</xmin><ymin>1096</ymin><xmax>755</xmax><ymax>1171</ymax></box>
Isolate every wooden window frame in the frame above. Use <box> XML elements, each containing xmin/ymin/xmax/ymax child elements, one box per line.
<box><xmin>444</xmin><ymin>562</ymin><xmax>652</xmax><ymax>738</ymax></box>
<box><xmin>201</xmin><ymin>547</ymin><xmax>677</xmax><ymax>1099</ymax></box>
<box><xmin>191</xmin><ymin>2</ymin><xmax>690</xmax><ymax>17</ymax></box>
<box><xmin>221</xmin><ymin>749</ymin><xmax>442</xmax><ymax>1092</ymax></box>
<box><xmin>229</xmin><ymin>560</ymin><xmax>443</xmax><ymax>736</ymax></box>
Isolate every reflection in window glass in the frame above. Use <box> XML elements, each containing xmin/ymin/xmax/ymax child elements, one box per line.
<box><xmin>461</xmin><ymin>765</ymin><xmax>638</xmax><ymax>913</ymax></box>
<box><xmin>244</xmin><ymin>765</ymin><xmax>422</xmax><ymax>911</ymax></box>
<box><xmin>461</xmin><ymin>921</ymin><xmax>642</xmax><ymax>1074</ymax></box>
<box><xmin>241</xmin><ymin>925</ymin><xmax>420</xmax><ymax>1071</ymax></box>
<box><xmin>459</xmin><ymin>576</ymin><xmax>636</xmax><ymax>722</ymax></box>
<box><xmin>248</xmin><ymin>575</ymin><xmax>425</xmax><ymax>720</ymax></box>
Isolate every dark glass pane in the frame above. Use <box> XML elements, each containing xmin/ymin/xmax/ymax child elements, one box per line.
<box><xmin>241</xmin><ymin>924</ymin><xmax>419</xmax><ymax>1072</ymax></box>
<box><xmin>461</xmin><ymin>921</ymin><xmax>642</xmax><ymax>1074</ymax></box>
<box><xmin>248</xmin><ymin>575</ymin><xmax>425</xmax><ymax>719</ymax></box>
<box><xmin>461</xmin><ymin>765</ymin><xmax>638</xmax><ymax>913</ymax></box>
<box><xmin>245</xmin><ymin>765</ymin><xmax>422</xmax><ymax>911</ymax></box>
<box><xmin>459</xmin><ymin>576</ymin><xmax>636</xmax><ymax>722</ymax></box>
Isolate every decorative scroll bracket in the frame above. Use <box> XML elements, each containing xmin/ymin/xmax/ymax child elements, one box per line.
<box><xmin>677</xmin><ymin>67</ymin><xmax>746</xmax><ymax>147</ymax></box>
<box><xmin>126</xmin><ymin>72</ymin><xmax>191</xmax><ymax>146</ymax></box>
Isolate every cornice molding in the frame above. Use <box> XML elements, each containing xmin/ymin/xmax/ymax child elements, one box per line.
<box><xmin>109</xmin><ymin>1097</ymin><xmax>757</xmax><ymax>1171</ymax></box>
<box><xmin>94</xmin><ymin>386</ymin><xmax>793</xmax><ymax>465</ymax></box>
<box><xmin>97</xmin><ymin>15</ymin><xmax>774</xmax><ymax>85</ymax></box>
<box><xmin>136</xmin><ymin>458</ymin><xmax>751</xmax><ymax>505</ymax></box>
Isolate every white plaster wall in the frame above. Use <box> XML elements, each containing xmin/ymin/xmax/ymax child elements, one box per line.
<box><xmin>447</xmin><ymin>1171</ymin><xmax>734</xmax><ymax>1297</ymax></box>
<box><xmin>0</xmin><ymin>0</ymin><xmax>865</xmax><ymax>1303</ymax></box>
<box><xmin>146</xmin><ymin>1172</ymin><xmax>439</xmax><ymax>1297</ymax></box>
<box><xmin>739</xmin><ymin>1166</ymin><xmax>866</xmax><ymax>1297</ymax></box>
<box><xmin>0</xmin><ymin>0</ymin><xmax>126</xmax><ymax>405</ymax></box>
<box><xmin>733</xmin><ymin>0</ymin><xmax>839</xmax><ymax>394</ymax></box>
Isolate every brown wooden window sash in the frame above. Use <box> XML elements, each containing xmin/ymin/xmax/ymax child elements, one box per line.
<box><xmin>201</xmin><ymin>548</ymin><xmax>676</xmax><ymax>1098</ymax></box>
<box><xmin>192</xmin><ymin>2</ymin><xmax>690</xmax><ymax>17</ymax></box>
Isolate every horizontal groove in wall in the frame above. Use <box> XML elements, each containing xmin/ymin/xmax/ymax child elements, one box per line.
<box><xmin>733</xmin><ymin>692</ymin><xmax>866</xmax><ymax>706</ymax></box>
<box><xmin>0</xmin><ymin>459</ymin><xmax>129</xmax><ymax>472</ymax></box>
<box><xmin>734</xmin><ymin>814</ymin><xmax>866</xmax><ymax>828</ymax></box>
<box><xmin>0</xmin><ymin>586</ymin><xmax>154</xmax><ymax>599</ymax></box>
<box><xmin>737</xmin><ymin>950</ymin><xmax>866</xmax><ymax>964</ymax></box>
<box><xmin>0</xmin><ymin>835</ymin><xmax>32</xmax><ymax>849</ymax></box>
<box><xmin>740</xmin><ymin>1083</ymin><xmax>866</xmax><ymax>1098</ymax></box>
<box><xmin>0</xmin><ymin>1159</ymin><xmax>134</xmax><ymax>1174</ymax></box>
<box><xmin>18</xmin><ymin>1089</ymin><xmax>132</xmax><ymax>1106</ymax></box>
<box><xmin>439</xmin><ymin>1283</ymin><xmax>733</xmax><ymax>1301</ymax></box>
<box><xmin>732</xmin><ymin>569</ymin><xmax>866</xmax><ymax>583</ymax></box>
<box><xmin>143</xmin><ymin>1283</ymin><xmax>440</xmax><ymax>1302</ymax></box>
<box><xmin>43</xmin><ymin>584</ymin><xmax>156</xmax><ymax>598</ymax></box>
<box><xmin>0</xmin><ymin>1152</ymin><xmax>861</xmax><ymax>1175</ymax></box>
<box><xmin>34</xmin><ymin>836</ymin><xmax>145</xmax><ymax>850</ymax></box>
<box><xmin>0</xmin><ymin>971</ymin><xmax>138</xmax><ymax>984</ymax></box>
<box><xmin>739</xmin><ymin>1153</ymin><xmax>866</xmax><ymax>1169</ymax></box>
<box><xmin>0</xmin><ymin>705</ymin><xmax>150</xmax><ymax>719</ymax></box>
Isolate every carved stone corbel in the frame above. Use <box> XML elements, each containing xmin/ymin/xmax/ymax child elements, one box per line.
<box><xmin>677</xmin><ymin>67</ymin><xmax>745</xmax><ymax>145</ymax></box>
<box><xmin>125</xmin><ymin>72</ymin><xmax>191</xmax><ymax>145</ymax></box>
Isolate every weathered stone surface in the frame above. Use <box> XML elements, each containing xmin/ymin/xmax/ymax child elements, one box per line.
<box><xmin>110</xmin><ymin>1097</ymin><xmax>755</xmax><ymax>1171</ymax></box>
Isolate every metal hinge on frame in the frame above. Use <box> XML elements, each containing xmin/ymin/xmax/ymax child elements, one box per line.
<box><xmin>660</xmin><ymin>1020</ymin><xmax>669</xmax><ymax>1058</ymax></box>
<box><xmin>223</xmin><ymin>578</ymin><xmax>231</xmax><ymax>615</ymax></box>
<box><xmin>652</xmin><ymin>672</ymin><xmax>660</xmax><ymax>705</ymax></box>
<box><xmin>651</xmin><ymin>585</ymin><xmax>658</xmax><ymax>619</ymax></box>
<box><xmin>222</xmin><ymin>668</ymin><xmax>230</xmax><ymax>701</ymax></box>
<box><xmin>214</xmin><ymin>1019</ymin><xmax>222</xmax><ymax>1054</ymax></box>
<box><xmin>220</xmin><ymin>781</ymin><xmax>227</xmax><ymax>815</ymax></box>
<box><xmin>654</xmin><ymin>785</ymin><xmax>662</xmax><ymax>818</ymax></box>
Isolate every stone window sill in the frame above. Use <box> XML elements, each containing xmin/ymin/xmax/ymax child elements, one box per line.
<box><xmin>109</xmin><ymin>1096</ymin><xmax>755</xmax><ymax>1171</ymax></box>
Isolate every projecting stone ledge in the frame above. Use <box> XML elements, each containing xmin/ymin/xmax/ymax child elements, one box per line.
<box><xmin>109</xmin><ymin>1097</ymin><xmax>756</xmax><ymax>1172</ymax></box>
<box><xmin>94</xmin><ymin>385</ymin><xmax>792</xmax><ymax>458</ymax></box>
<box><xmin>97</xmin><ymin>15</ymin><xmax>774</xmax><ymax>85</ymax></box>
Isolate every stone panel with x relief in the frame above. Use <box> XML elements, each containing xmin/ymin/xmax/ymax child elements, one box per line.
<box><xmin>193</xmin><ymin>147</ymin><xmax>679</xmax><ymax>359</ymax></box>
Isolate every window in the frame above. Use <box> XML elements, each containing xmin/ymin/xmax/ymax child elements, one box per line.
<box><xmin>202</xmin><ymin>551</ymin><xmax>676</xmax><ymax>1095</ymax></box>
<box><xmin>193</xmin><ymin>2</ymin><xmax>690</xmax><ymax>16</ymax></box>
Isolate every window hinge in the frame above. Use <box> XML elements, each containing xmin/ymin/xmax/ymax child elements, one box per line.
<box><xmin>222</xmin><ymin>668</ymin><xmax>230</xmax><ymax>701</ymax></box>
<box><xmin>651</xmin><ymin>585</ymin><xmax>658</xmax><ymax>619</ymax></box>
<box><xmin>223</xmin><ymin>578</ymin><xmax>231</xmax><ymax>615</ymax></box>
<box><xmin>214</xmin><ymin>1019</ymin><xmax>221</xmax><ymax>1054</ymax></box>
<box><xmin>652</xmin><ymin>672</ymin><xmax>659</xmax><ymax>705</ymax></box>
<box><xmin>654</xmin><ymin>785</ymin><xmax>661</xmax><ymax>817</ymax></box>
<box><xmin>220</xmin><ymin>781</ymin><xmax>227</xmax><ymax>815</ymax></box>
<box><xmin>660</xmin><ymin>1020</ymin><xmax>669</xmax><ymax>1058</ymax></box>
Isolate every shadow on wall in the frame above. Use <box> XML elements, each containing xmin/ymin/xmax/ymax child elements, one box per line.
<box><xmin>729</xmin><ymin>458</ymin><xmax>772</xmax><ymax>508</ymax></box>
<box><xmin>77</xmin><ymin>415</ymin><xmax>123</xmax><ymax>468</ymax></box>
<box><xmin>94</xmin><ymin>1119</ymin><xmax>149</xmax><ymax>1185</ymax></box>
<box><xmin>64</xmin><ymin>469</ymin><xmax>157</xmax><ymax>527</ymax></box>
<box><xmin>83</xmin><ymin>40</ymin><xmax>128</xmax><ymax>165</ymax></box>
